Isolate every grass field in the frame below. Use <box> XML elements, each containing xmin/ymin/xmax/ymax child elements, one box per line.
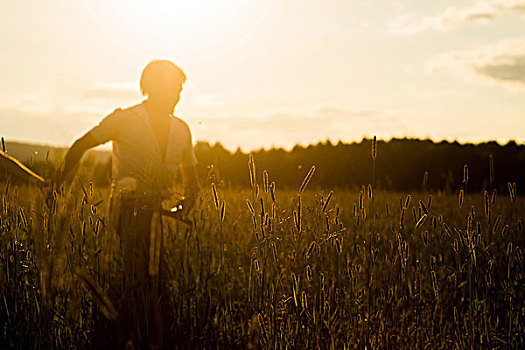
<box><xmin>0</xmin><ymin>157</ymin><xmax>524</xmax><ymax>349</ymax></box>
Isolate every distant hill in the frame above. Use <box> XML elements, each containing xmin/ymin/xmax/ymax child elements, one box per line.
<box><xmin>1</xmin><ymin>140</ymin><xmax>110</xmax><ymax>164</ymax></box>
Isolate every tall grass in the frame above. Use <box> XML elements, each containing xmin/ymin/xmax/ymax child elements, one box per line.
<box><xmin>0</xmin><ymin>153</ymin><xmax>524</xmax><ymax>348</ymax></box>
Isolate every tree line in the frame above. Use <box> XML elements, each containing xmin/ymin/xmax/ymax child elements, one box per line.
<box><xmin>194</xmin><ymin>138</ymin><xmax>523</xmax><ymax>193</ymax></box>
<box><xmin>3</xmin><ymin>138</ymin><xmax>524</xmax><ymax>193</ymax></box>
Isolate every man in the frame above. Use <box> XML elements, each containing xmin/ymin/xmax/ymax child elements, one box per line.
<box><xmin>59</xmin><ymin>60</ymin><xmax>199</xmax><ymax>348</ymax></box>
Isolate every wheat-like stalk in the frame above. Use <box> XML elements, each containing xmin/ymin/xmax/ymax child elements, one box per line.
<box><xmin>299</xmin><ymin>166</ymin><xmax>316</xmax><ymax>193</ymax></box>
<box><xmin>322</xmin><ymin>191</ymin><xmax>333</xmax><ymax>212</ymax></box>
<box><xmin>371</xmin><ymin>136</ymin><xmax>377</xmax><ymax>160</ymax></box>
<box><xmin>76</xmin><ymin>268</ymin><xmax>118</xmax><ymax>321</ymax></box>
<box><xmin>263</xmin><ymin>170</ymin><xmax>269</xmax><ymax>194</ymax></box>
<box><xmin>248</xmin><ymin>154</ymin><xmax>256</xmax><ymax>188</ymax></box>
<box><xmin>211</xmin><ymin>183</ymin><xmax>219</xmax><ymax>210</ymax></box>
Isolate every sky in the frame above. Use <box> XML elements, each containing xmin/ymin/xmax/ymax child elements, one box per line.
<box><xmin>1</xmin><ymin>0</ymin><xmax>524</xmax><ymax>151</ymax></box>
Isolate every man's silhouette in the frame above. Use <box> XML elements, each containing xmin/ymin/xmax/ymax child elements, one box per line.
<box><xmin>59</xmin><ymin>60</ymin><xmax>199</xmax><ymax>348</ymax></box>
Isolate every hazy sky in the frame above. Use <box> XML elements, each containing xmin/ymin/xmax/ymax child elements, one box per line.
<box><xmin>1</xmin><ymin>0</ymin><xmax>524</xmax><ymax>151</ymax></box>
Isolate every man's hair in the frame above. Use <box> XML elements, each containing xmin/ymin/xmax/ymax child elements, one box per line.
<box><xmin>140</xmin><ymin>60</ymin><xmax>186</xmax><ymax>96</ymax></box>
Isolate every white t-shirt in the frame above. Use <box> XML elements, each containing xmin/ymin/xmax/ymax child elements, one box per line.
<box><xmin>89</xmin><ymin>102</ymin><xmax>197</xmax><ymax>197</ymax></box>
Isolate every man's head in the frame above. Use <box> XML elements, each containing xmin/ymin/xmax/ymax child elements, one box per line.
<box><xmin>140</xmin><ymin>60</ymin><xmax>186</xmax><ymax>111</ymax></box>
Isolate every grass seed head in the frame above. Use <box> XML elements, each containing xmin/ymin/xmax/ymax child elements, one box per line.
<box><xmin>248</xmin><ymin>154</ymin><xmax>256</xmax><ymax>188</ymax></box>
<box><xmin>404</xmin><ymin>195</ymin><xmax>411</xmax><ymax>209</ymax></box>
<box><xmin>322</xmin><ymin>191</ymin><xmax>333</xmax><ymax>212</ymax></box>
<box><xmin>263</xmin><ymin>170</ymin><xmax>269</xmax><ymax>194</ymax></box>
<box><xmin>246</xmin><ymin>199</ymin><xmax>255</xmax><ymax>215</ymax></box>
<box><xmin>220</xmin><ymin>201</ymin><xmax>226</xmax><ymax>221</ymax></box>
<box><xmin>416</xmin><ymin>214</ymin><xmax>427</xmax><ymax>229</ymax></box>
<box><xmin>299</xmin><ymin>166</ymin><xmax>316</xmax><ymax>193</ymax></box>
<box><xmin>211</xmin><ymin>183</ymin><xmax>219</xmax><ymax>210</ymax></box>
<box><xmin>371</xmin><ymin>135</ymin><xmax>377</xmax><ymax>159</ymax></box>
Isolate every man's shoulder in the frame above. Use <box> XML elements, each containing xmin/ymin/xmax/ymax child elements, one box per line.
<box><xmin>119</xmin><ymin>102</ymin><xmax>145</xmax><ymax>115</ymax></box>
<box><xmin>170</xmin><ymin>116</ymin><xmax>192</xmax><ymax>134</ymax></box>
<box><xmin>102</xmin><ymin>103</ymin><xmax>144</xmax><ymax>122</ymax></box>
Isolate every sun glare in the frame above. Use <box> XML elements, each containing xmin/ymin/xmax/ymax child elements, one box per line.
<box><xmin>84</xmin><ymin>0</ymin><xmax>252</xmax><ymax>58</ymax></box>
<box><xmin>129</xmin><ymin>0</ymin><xmax>235</xmax><ymax>23</ymax></box>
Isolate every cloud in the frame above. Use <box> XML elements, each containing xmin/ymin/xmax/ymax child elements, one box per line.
<box><xmin>388</xmin><ymin>0</ymin><xmax>525</xmax><ymax>35</ymax></box>
<box><xmin>476</xmin><ymin>55</ymin><xmax>525</xmax><ymax>82</ymax></box>
<box><xmin>427</xmin><ymin>38</ymin><xmax>525</xmax><ymax>89</ymax></box>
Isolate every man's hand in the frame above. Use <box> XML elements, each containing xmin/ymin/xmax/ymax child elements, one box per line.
<box><xmin>61</xmin><ymin>133</ymin><xmax>99</xmax><ymax>182</ymax></box>
<box><xmin>161</xmin><ymin>199</ymin><xmax>192</xmax><ymax>225</ymax></box>
<box><xmin>180</xmin><ymin>164</ymin><xmax>199</xmax><ymax>212</ymax></box>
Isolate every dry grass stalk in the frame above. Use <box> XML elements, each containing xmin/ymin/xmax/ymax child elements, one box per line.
<box><xmin>299</xmin><ymin>166</ymin><xmax>316</xmax><ymax>193</ymax></box>
<box><xmin>149</xmin><ymin>212</ymin><xmax>162</xmax><ymax>277</ymax></box>
<box><xmin>399</xmin><ymin>208</ymin><xmax>405</xmax><ymax>227</ymax></box>
<box><xmin>248</xmin><ymin>154</ymin><xmax>256</xmax><ymax>188</ymax></box>
<box><xmin>491</xmin><ymin>189</ymin><xmax>497</xmax><ymax>205</ymax></box>
<box><xmin>301</xmin><ymin>291</ymin><xmax>308</xmax><ymax>309</ymax></box>
<box><xmin>371</xmin><ymin>136</ymin><xmax>377</xmax><ymax>159</ymax></box>
<box><xmin>507</xmin><ymin>182</ymin><xmax>517</xmax><ymax>203</ymax></box>
<box><xmin>443</xmin><ymin>223</ymin><xmax>452</xmax><ymax>237</ymax></box>
<box><xmin>291</xmin><ymin>273</ymin><xmax>299</xmax><ymax>307</ymax></box>
<box><xmin>502</xmin><ymin>224</ymin><xmax>509</xmax><ymax>236</ymax></box>
<box><xmin>76</xmin><ymin>268</ymin><xmax>117</xmax><ymax>321</ymax></box>
<box><xmin>211</xmin><ymin>183</ymin><xmax>219</xmax><ymax>210</ymax></box>
<box><xmin>492</xmin><ymin>215</ymin><xmax>502</xmax><ymax>234</ymax></box>
<box><xmin>306</xmin><ymin>241</ymin><xmax>316</xmax><ymax>260</ymax></box>
<box><xmin>419</xmin><ymin>200</ymin><xmax>429</xmax><ymax>216</ymax></box>
<box><xmin>484</xmin><ymin>191</ymin><xmax>490</xmax><ymax>217</ymax></box>
<box><xmin>416</xmin><ymin>214</ymin><xmax>427</xmax><ymax>229</ymax></box>
<box><xmin>322</xmin><ymin>191</ymin><xmax>333</xmax><ymax>212</ymax></box>
<box><xmin>259</xmin><ymin>197</ymin><xmax>265</xmax><ymax>218</ymax></box>
<box><xmin>296</xmin><ymin>195</ymin><xmax>302</xmax><ymax>232</ymax></box>
<box><xmin>263</xmin><ymin>170</ymin><xmax>269</xmax><ymax>194</ymax></box>
<box><xmin>306</xmin><ymin>265</ymin><xmax>312</xmax><ymax>281</ymax></box>
<box><xmin>271</xmin><ymin>243</ymin><xmax>277</xmax><ymax>262</ymax></box>
<box><xmin>336</xmin><ymin>238</ymin><xmax>342</xmax><ymax>254</ymax></box>
<box><xmin>220</xmin><ymin>201</ymin><xmax>226</xmax><ymax>221</ymax></box>
<box><xmin>404</xmin><ymin>195</ymin><xmax>411</xmax><ymax>209</ymax></box>
<box><xmin>246</xmin><ymin>199</ymin><xmax>255</xmax><ymax>215</ymax></box>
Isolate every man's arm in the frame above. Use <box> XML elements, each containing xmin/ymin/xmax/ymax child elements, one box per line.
<box><xmin>57</xmin><ymin>132</ymin><xmax>101</xmax><ymax>184</ymax></box>
<box><xmin>180</xmin><ymin>164</ymin><xmax>200</xmax><ymax>211</ymax></box>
